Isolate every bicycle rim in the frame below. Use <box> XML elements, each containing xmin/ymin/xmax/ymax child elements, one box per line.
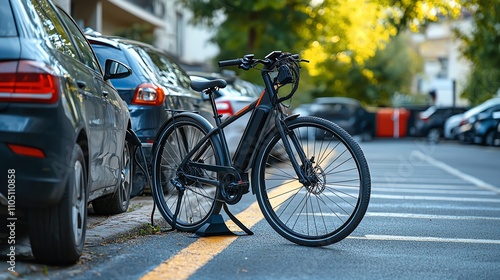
<box><xmin>152</xmin><ymin>117</ymin><xmax>222</xmax><ymax>232</ymax></box>
<box><xmin>253</xmin><ymin>116</ymin><xmax>371</xmax><ymax>246</ymax></box>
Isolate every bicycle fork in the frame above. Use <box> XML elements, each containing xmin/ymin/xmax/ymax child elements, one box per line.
<box><xmin>275</xmin><ymin>114</ymin><xmax>316</xmax><ymax>186</ymax></box>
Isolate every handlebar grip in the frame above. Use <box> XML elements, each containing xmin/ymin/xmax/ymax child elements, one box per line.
<box><xmin>218</xmin><ymin>59</ymin><xmax>242</xmax><ymax>67</ymax></box>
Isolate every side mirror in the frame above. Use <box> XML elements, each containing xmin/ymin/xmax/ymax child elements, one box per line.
<box><xmin>103</xmin><ymin>59</ymin><xmax>132</xmax><ymax>81</ymax></box>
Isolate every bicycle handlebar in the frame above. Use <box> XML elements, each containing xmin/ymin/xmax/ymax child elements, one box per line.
<box><xmin>218</xmin><ymin>58</ymin><xmax>243</xmax><ymax>68</ymax></box>
<box><xmin>218</xmin><ymin>51</ymin><xmax>306</xmax><ymax>104</ymax></box>
<box><xmin>218</xmin><ymin>51</ymin><xmax>303</xmax><ymax>71</ymax></box>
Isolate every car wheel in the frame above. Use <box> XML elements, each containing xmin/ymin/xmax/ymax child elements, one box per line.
<box><xmin>484</xmin><ymin>130</ymin><xmax>495</xmax><ymax>146</ymax></box>
<box><xmin>427</xmin><ymin>128</ymin><xmax>441</xmax><ymax>144</ymax></box>
<box><xmin>92</xmin><ymin>141</ymin><xmax>133</xmax><ymax>214</ymax></box>
<box><xmin>28</xmin><ymin>144</ymin><xmax>87</xmax><ymax>265</ymax></box>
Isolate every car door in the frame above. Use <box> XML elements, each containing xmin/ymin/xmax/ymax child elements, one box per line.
<box><xmin>32</xmin><ymin>0</ymin><xmax>107</xmax><ymax>188</ymax></box>
<box><xmin>58</xmin><ymin>7</ymin><xmax>128</xmax><ymax>187</ymax></box>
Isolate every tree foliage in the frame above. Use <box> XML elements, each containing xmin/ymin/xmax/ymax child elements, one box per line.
<box><xmin>456</xmin><ymin>0</ymin><xmax>500</xmax><ymax>105</ymax></box>
<box><xmin>179</xmin><ymin>0</ymin><xmax>463</xmax><ymax>105</ymax></box>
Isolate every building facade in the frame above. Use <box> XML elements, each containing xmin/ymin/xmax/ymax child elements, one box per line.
<box><xmin>55</xmin><ymin>0</ymin><xmax>219</xmax><ymax>68</ymax></box>
<box><xmin>412</xmin><ymin>15</ymin><xmax>472</xmax><ymax>107</ymax></box>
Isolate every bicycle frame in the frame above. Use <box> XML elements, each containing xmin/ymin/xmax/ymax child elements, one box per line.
<box><xmin>174</xmin><ymin>59</ymin><xmax>310</xmax><ymax>190</ymax></box>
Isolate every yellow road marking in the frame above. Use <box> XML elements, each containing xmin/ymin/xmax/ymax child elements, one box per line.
<box><xmin>140</xmin><ymin>182</ymin><xmax>294</xmax><ymax>280</ymax></box>
<box><xmin>141</xmin><ymin>146</ymin><xmax>342</xmax><ymax>279</ymax></box>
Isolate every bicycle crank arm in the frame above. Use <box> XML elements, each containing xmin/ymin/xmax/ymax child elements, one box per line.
<box><xmin>189</xmin><ymin>162</ymin><xmax>242</xmax><ymax>181</ymax></box>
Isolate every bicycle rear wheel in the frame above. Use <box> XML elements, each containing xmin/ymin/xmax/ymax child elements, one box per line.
<box><xmin>252</xmin><ymin>116</ymin><xmax>371</xmax><ymax>246</ymax></box>
<box><xmin>152</xmin><ymin>114</ymin><xmax>222</xmax><ymax>232</ymax></box>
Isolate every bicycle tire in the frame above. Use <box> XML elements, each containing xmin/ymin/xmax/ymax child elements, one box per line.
<box><xmin>252</xmin><ymin>116</ymin><xmax>371</xmax><ymax>246</ymax></box>
<box><xmin>152</xmin><ymin>114</ymin><xmax>223</xmax><ymax>232</ymax></box>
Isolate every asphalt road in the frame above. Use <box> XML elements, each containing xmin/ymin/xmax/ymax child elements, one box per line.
<box><xmin>2</xmin><ymin>138</ymin><xmax>499</xmax><ymax>279</ymax></box>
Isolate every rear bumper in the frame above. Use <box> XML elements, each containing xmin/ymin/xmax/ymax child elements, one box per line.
<box><xmin>129</xmin><ymin>105</ymin><xmax>168</xmax><ymax>143</ymax></box>
<box><xmin>0</xmin><ymin>109</ymin><xmax>75</xmax><ymax>208</ymax></box>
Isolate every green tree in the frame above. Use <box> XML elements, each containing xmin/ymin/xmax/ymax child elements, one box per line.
<box><xmin>304</xmin><ymin>33</ymin><xmax>422</xmax><ymax>106</ymax></box>
<box><xmin>180</xmin><ymin>0</ymin><xmax>311</xmax><ymax>83</ymax></box>
<box><xmin>456</xmin><ymin>0</ymin><xmax>500</xmax><ymax>105</ymax></box>
<box><xmin>180</xmin><ymin>0</ymin><xmax>460</xmax><ymax>105</ymax></box>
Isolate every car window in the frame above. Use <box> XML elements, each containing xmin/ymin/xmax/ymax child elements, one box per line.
<box><xmin>57</xmin><ymin>8</ymin><xmax>101</xmax><ymax>72</ymax></box>
<box><xmin>130</xmin><ymin>46</ymin><xmax>159</xmax><ymax>79</ymax></box>
<box><xmin>0</xmin><ymin>0</ymin><xmax>17</xmax><ymax>37</ymax></box>
<box><xmin>488</xmin><ymin>105</ymin><xmax>500</xmax><ymax>114</ymax></box>
<box><xmin>146</xmin><ymin>50</ymin><xmax>191</xmax><ymax>89</ymax></box>
<box><xmin>32</xmin><ymin>0</ymin><xmax>78</xmax><ymax>59</ymax></box>
<box><xmin>168</xmin><ymin>59</ymin><xmax>192</xmax><ymax>89</ymax></box>
<box><xmin>420</xmin><ymin>106</ymin><xmax>436</xmax><ymax>119</ymax></box>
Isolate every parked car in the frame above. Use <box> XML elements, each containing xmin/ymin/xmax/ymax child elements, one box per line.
<box><xmin>457</xmin><ymin>98</ymin><xmax>500</xmax><ymax>145</ymax></box>
<box><xmin>292</xmin><ymin>103</ymin><xmax>313</xmax><ymax>117</ymax></box>
<box><xmin>493</xmin><ymin>120</ymin><xmax>500</xmax><ymax>146</ymax></box>
<box><xmin>294</xmin><ymin>97</ymin><xmax>374</xmax><ymax>141</ymax></box>
<box><xmin>0</xmin><ymin>0</ymin><xmax>133</xmax><ymax>265</ymax></box>
<box><xmin>86</xmin><ymin>33</ymin><xmax>215</xmax><ymax>189</ymax></box>
<box><xmin>474</xmin><ymin>116</ymin><xmax>500</xmax><ymax>146</ymax></box>
<box><xmin>413</xmin><ymin>106</ymin><xmax>468</xmax><ymax>143</ymax></box>
<box><xmin>444</xmin><ymin>113</ymin><xmax>465</xmax><ymax>140</ymax></box>
<box><xmin>188</xmin><ymin>72</ymin><xmax>262</xmax><ymax>154</ymax></box>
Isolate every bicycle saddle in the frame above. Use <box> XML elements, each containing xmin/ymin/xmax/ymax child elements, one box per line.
<box><xmin>190</xmin><ymin>77</ymin><xmax>227</xmax><ymax>92</ymax></box>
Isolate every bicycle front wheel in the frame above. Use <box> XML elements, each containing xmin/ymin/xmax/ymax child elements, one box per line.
<box><xmin>152</xmin><ymin>114</ymin><xmax>222</xmax><ymax>232</ymax></box>
<box><xmin>252</xmin><ymin>116</ymin><xmax>371</xmax><ymax>246</ymax></box>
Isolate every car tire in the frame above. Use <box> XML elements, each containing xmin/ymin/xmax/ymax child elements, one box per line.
<box><xmin>28</xmin><ymin>144</ymin><xmax>87</xmax><ymax>265</ymax></box>
<box><xmin>92</xmin><ymin>141</ymin><xmax>133</xmax><ymax>214</ymax></box>
<box><xmin>484</xmin><ymin>130</ymin><xmax>495</xmax><ymax>146</ymax></box>
<box><xmin>427</xmin><ymin>128</ymin><xmax>441</xmax><ymax>144</ymax></box>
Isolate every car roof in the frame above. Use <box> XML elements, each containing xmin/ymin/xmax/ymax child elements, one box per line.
<box><xmin>463</xmin><ymin>97</ymin><xmax>500</xmax><ymax>118</ymax></box>
<box><xmin>86</xmin><ymin>33</ymin><xmax>178</xmax><ymax>60</ymax></box>
<box><xmin>86</xmin><ymin>35</ymin><xmax>121</xmax><ymax>49</ymax></box>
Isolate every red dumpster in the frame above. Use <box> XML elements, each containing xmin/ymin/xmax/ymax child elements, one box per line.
<box><xmin>376</xmin><ymin>108</ymin><xmax>410</xmax><ymax>138</ymax></box>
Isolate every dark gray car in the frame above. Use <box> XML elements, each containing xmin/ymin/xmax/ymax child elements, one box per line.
<box><xmin>295</xmin><ymin>97</ymin><xmax>375</xmax><ymax>141</ymax></box>
<box><xmin>0</xmin><ymin>0</ymin><xmax>133</xmax><ymax>265</ymax></box>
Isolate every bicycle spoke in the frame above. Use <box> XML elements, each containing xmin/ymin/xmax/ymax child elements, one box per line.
<box><xmin>152</xmin><ymin>117</ymin><xmax>222</xmax><ymax>232</ymax></box>
<box><xmin>254</xmin><ymin>116</ymin><xmax>370</xmax><ymax>246</ymax></box>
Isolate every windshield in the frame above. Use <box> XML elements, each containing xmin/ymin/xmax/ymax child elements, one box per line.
<box><xmin>463</xmin><ymin>98</ymin><xmax>500</xmax><ymax>118</ymax></box>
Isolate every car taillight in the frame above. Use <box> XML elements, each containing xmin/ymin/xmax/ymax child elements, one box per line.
<box><xmin>131</xmin><ymin>83</ymin><xmax>165</xmax><ymax>106</ymax></box>
<box><xmin>216</xmin><ymin>100</ymin><xmax>234</xmax><ymax>117</ymax></box>
<box><xmin>0</xmin><ymin>60</ymin><xmax>59</xmax><ymax>104</ymax></box>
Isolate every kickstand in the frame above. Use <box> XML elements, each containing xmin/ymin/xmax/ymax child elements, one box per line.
<box><xmin>193</xmin><ymin>203</ymin><xmax>254</xmax><ymax>237</ymax></box>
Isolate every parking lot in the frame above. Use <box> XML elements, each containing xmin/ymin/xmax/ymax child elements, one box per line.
<box><xmin>2</xmin><ymin>138</ymin><xmax>499</xmax><ymax>279</ymax></box>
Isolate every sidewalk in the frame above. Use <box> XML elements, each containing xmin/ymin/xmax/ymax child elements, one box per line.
<box><xmin>85</xmin><ymin>196</ymin><xmax>168</xmax><ymax>245</ymax></box>
<box><xmin>0</xmin><ymin>196</ymin><xmax>168</xmax><ymax>279</ymax></box>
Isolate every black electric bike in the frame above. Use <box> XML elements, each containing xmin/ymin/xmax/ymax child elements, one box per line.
<box><xmin>151</xmin><ymin>51</ymin><xmax>371</xmax><ymax>246</ymax></box>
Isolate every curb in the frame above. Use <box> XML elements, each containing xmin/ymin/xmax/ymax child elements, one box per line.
<box><xmin>85</xmin><ymin>196</ymin><xmax>167</xmax><ymax>245</ymax></box>
<box><xmin>0</xmin><ymin>196</ymin><xmax>168</xmax><ymax>279</ymax></box>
